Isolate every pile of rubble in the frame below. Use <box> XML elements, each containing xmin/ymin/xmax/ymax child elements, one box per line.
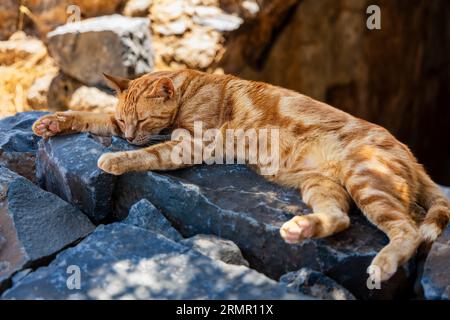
<box><xmin>1</xmin><ymin>112</ymin><xmax>449</xmax><ymax>300</ymax></box>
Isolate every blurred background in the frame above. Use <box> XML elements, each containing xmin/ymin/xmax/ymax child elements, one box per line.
<box><xmin>0</xmin><ymin>0</ymin><xmax>449</xmax><ymax>184</ymax></box>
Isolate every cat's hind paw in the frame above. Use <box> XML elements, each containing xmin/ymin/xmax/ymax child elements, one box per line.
<box><xmin>369</xmin><ymin>253</ymin><xmax>398</xmax><ymax>282</ymax></box>
<box><xmin>280</xmin><ymin>215</ymin><xmax>316</xmax><ymax>244</ymax></box>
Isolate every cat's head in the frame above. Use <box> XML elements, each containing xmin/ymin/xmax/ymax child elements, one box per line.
<box><xmin>104</xmin><ymin>72</ymin><xmax>177</xmax><ymax>146</ymax></box>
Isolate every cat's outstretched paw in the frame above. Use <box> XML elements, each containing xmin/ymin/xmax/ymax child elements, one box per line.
<box><xmin>280</xmin><ymin>215</ymin><xmax>316</xmax><ymax>244</ymax></box>
<box><xmin>32</xmin><ymin>113</ymin><xmax>73</xmax><ymax>138</ymax></box>
<box><xmin>98</xmin><ymin>152</ymin><xmax>128</xmax><ymax>175</ymax></box>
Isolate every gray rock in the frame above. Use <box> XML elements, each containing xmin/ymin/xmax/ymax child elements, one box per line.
<box><xmin>2</xmin><ymin>223</ymin><xmax>311</xmax><ymax>300</ymax></box>
<box><xmin>109</xmin><ymin>136</ymin><xmax>140</xmax><ymax>151</ymax></box>
<box><xmin>124</xmin><ymin>199</ymin><xmax>183</xmax><ymax>241</ymax></box>
<box><xmin>114</xmin><ymin>164</ymin><xmax>414</xmax><ymax>299</ymax></box>
<box><xmin>36</xmin><ymin>132</ymin><xmax>171</xmax><ymax>223</ymax></box>
<box><xmin>181</xmin><ymin>234</ymin><xmax>249</xmax><ymax>267</ymax></box>
<box><xmin>96</xmin><ymin>133</ymin><xmax>170</xmax><ymax>152</ymax></box>
<box><xmin>193</xmin><ymin>11</ymin><xmax>243</xmax><ymax>32</ymax></box>
<box><xmin>36</xmin><ymin>133</ymin><xmax>115</xmax><ymax>223</ymax></box>
<box><xmin>154</xmin><ymin>20</ymin><xmax>188</xmax><ymax>36</ymax></box>
<box><xmin>0</xmin><ymin>111</ymin><xmax>49</xmax><ymax>182</ymax></box>
<box><xmin>27</xmin><ymin>73</ymin><xmax>56</xmax><ymax>110</ymax></box>
<box><xmin>0</xmin><ymin>150</ymin><xmax>36</xmax><ymax>184</ymax></box>
<box><xmin>11</xmin><ymin>268</ymin><xmax>32</xmax><ymax>286</ymax></box>
<box><xmin>67</xmin><ymin>86</ymin><xmax>117</xmax><ymax>113</ymax></box>
<box><xmin>280</xmin><ymin>267</ymin><xmax>356</xmax><ymax>300</ymax></box>
<box><xmin>0</xmin><ymin>167</ymin><xmax>94</xmax><ymax>290</ymax></box>
<box><xmin>0</xmin><ymin>111</ymin><xmax>48</xmax><ymax>153</ymax></box>
<box><xmin>0</xmin><ymin>234</ymin><xmax>5</xmax><ymax>251</ymax></box>
<box><xmin>421</xmin><ymin>226</ymin><xmax>450</xmax><ymax>300</ymax></box>
<box><xmin>47</xmin><ymin>15</ymin><xmax>153</xmax><ymax>88</ymax></box>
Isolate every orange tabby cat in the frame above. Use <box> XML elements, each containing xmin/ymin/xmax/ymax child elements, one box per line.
<box><xmin>32</xmin><ymin>69</ymin><xmax>450</xmax><ymax>282</ymax></box>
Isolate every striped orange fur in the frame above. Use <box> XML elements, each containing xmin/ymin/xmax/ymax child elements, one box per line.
<box><xmin>32</xmin><ymin>69</ymin><xmax>450</xmax><ymax>282</ymax></box>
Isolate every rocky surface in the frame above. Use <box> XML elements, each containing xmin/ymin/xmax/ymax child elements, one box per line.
<box><xmin>0</xmin><ymin>167</ymin><xmax>94</xmax><ymax>291</ymax></box>
<box><xmin>35</xmin><ymin>133</ymin><xmax>169</xmax><ymax>223</ymax></box>
<box><xmin>36</xmin><ymin>133</ymin><xmax>115</xmax><ymax>223</ymax></box>
<box><xmin>150</xmin><ymin>0</ymin><xmax>244</xmax><ymax>70</ymax></box>
<box><xmin>67</xmin><ymin>86</ymin><xmax>117</xmax><ymax>114</ymax></box>
<box><xmin>2</xmin><ymin>223</ymin><xmax>309</xmax><ymax>300</ymax></box>
<box><xmin>0</xmin><ymin>112</ymin><xmax>48</xmax><ymax>182</ymax></box>
<box><xmin>124</xmin><ymin>199</ymin><xmax>183</xmax><ymax>241</ymax></box>
<box><xmin>114</xmin><ymin>164</ymin><xmax>414</xmax><ymax>300</ymax></box>
<box><xmin>34</xmin><ymin>129</ymin><xmax>404</xmax><ymax>299</ymax></box>
<box><xmin>26</xmin><ymin>73</ymin><xmax>57</xmax><ymax>110</ymax></box>
<box><xmin>47</xmin><ymin>15</ymin><xmax>153</xmax><ymax>88</ymax></box>
<box><xmin>420</xmin><ymin>226</ymin><xmax>450</xmax><ymax>300</ymax></box>
<box><xmin>192</xmin><ymin>6</ymin><xmax>243</xmax><ymax>32</ymax></box>
<box><xmin>280</xmin><ymin>267</ymin><xmax>356</xmax><ymax>300</ymax></box>
<box><xmin>46</xmin><ymin>72</ymin><xmax>117</xmax><ymax>113</ymax></box>
<box><xmin>46</xmin><ymin>73</ymin><xmax>83</xmax><ymax>112</ymax></box>
<box><xmin>0</xmin><ymin>112</ymin><xmax>47</xmax><ymax>153</ymax></box>
<box><xmin>1</xmin><ymin>112</ymin><xmax>449</xmax><ymax>300</ymax></box>
<box><xmin>181</xmin><ymin>234</ymin><xmax>249</xmax><ymax>267</ymax></box>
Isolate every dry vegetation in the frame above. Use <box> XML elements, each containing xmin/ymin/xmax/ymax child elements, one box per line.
<box><xmin>0</xmin><ymin>32</ymin><xmax>57</xmax><ymax>118</ymax></box>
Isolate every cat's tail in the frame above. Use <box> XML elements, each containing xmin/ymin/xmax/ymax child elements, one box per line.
<box><xmin>417</xmin><ymin>165</ymin><xmax>450</xmax><ymax>241</ymax></box>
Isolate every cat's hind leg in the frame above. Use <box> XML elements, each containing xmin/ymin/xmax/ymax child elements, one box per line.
<box><xmin>345</xmin><ymin>170</ymin><xmax>422</xmax><ymax>281</ymax></box>
<box><xmin>280</xmin><ymin>173</ymin><xmax>351</xmax><ymax>243</ymax></box>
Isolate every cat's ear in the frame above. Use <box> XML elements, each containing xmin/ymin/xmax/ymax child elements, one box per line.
<box><xmin>103</xmin><ymin>73</ymin><xmax>130</xmax><ymax>93</ymax></box>
<box><xmin>149</xmin><ymin>78</ymin><xmax>175</xmax><ymax>100</ymax></box>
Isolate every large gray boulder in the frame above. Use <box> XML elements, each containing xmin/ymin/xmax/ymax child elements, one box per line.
<box><xmin>421</xmin><ymin>226</ymin><xmax>450</xmax><ymax>300</ymax></box>
<box><xmin>36</xmin><ymin>133</ymin><xmax>115</xmax><ymax>222</ymax></box>
<box><xmin>36</xmin><ymin>133</ymin><xmax>169</xmax><ymax>223</ymax></box>
<box><xmin>36</xmin><ymin>133</ymin><xmax>115</xmax><ymax>223</ymax></box>
<box><xmin>47</xmin><ymin>15</ymin><xmax>153</xmax><ymax>87</ymax></box>
<box><xmin>2</xmin><ymin>223</ymin><xmax>310</xmax><ymax>300</ymax></box>
<box><xmin>0</xmin><ymin>112</ymin><xmax>49</xmax><ymax>182</ymax></box>
<box><xmin>114</xmin><ymin>164</ymin><xmax>415</xmax><ymax>299</ymax></box>
<box><xmin>0</xmin><ymin>167</ymin><xmax>94</xmax><ymax>291</ymax></box>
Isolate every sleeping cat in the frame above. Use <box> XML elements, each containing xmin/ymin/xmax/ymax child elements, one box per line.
<box><xmin>32</xmin><ymin>69</ymin><xmax>450</xmax><ymax>282</ymax></box>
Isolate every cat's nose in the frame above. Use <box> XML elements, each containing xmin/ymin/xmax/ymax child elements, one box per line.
<box><xmin>125</xmin><ymin>135</ymin><xmax>135</xmax><ymax>142</ymax></box>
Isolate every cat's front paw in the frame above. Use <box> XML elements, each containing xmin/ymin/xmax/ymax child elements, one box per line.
<box><xmin>280</xmin><ymin>215</ymin><xmax>317</xmax><ymax>244</ymax></box>
<box><xmin>32</xmin><ymin>112</ymin><xmax>73</xmax><ymax>138</ymax></box>
<box><xmin>97</xmin><ymin>152</ymin><xmax>128</xmax><ymax>175</ymax></box>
